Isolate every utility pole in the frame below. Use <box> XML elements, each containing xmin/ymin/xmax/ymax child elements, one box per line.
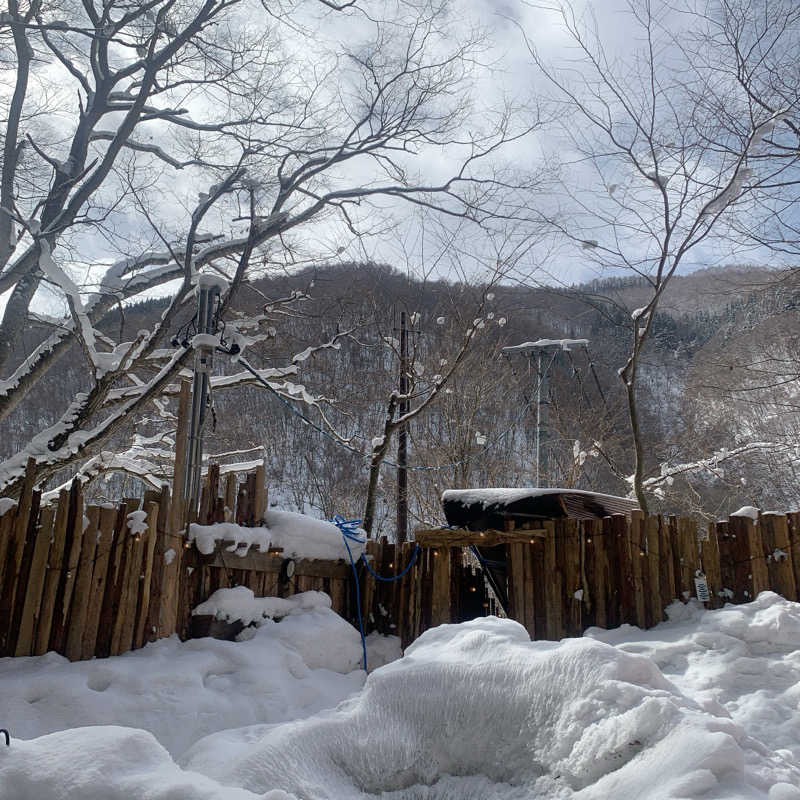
<box><xmin>185</xmin><ymin>275</ymin><xmax>223</xmax><ymax>516</ymax></box>
<box><xmin>502</xmin><ymin>338</ymin><xmax>589</xmax><ymax>488</ymax></box>
<box><xmin>397</xmin><ymin>310</ymin><xmax>409</xmax><ymax>544</ymax></box>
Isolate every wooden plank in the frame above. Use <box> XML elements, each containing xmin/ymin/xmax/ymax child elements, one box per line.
<box><xmin>0</xmin><ymin>458</ymin><xmax>38</xmax><ymax>655</ymax></box>
<box><xmin>63</xmin><ymin>506</ymin><xmax>101</xmax><ymax>661</ymax></box>
<box><xmin>579</xmin><ymin>520</ymin><xmax>596</xmax><ymax>629</ymax></box>
<box><xmin>629</xmin><ymin>511</ymin><xmax>647</xmax><ymax>628</ymax></box>
<box><xmin>415</xmin><ymin>527</ymin><xmax>546</xmax><ymax>548</ymax></box>
<box><xmin>611</xmin><ymin>514</ymin><xmax>634</xmax><ymax>625</ymax></box>
<box><xmin>95</xmin><ymin>504</ymin><xmax>129</xmax><ymax>658</ymax></box>
<box><xmin>759</xmin><ymin>513</ymin><xmax>794</xmax><ymax>600</ymax></box>
<box><xmin>0</xmin><ymin>509</ymin><xmax>15</xmax><ymax>630</ymax></box>
<box><xmin>7</xmin><ymin>489</ymin><xmax>42</xmax><ymax>656</ymax></box>
<box><xmin>143</xmin><ymin>487</ymin><xmax>170</xmax><ymax>643</ymax></box>
<box><xmin>700</xmin><ymin>521</ymin><xmax>722</xmax><ymax>610</ymax></box>
<box><xmin>115</xmin><ymin>508</ymin><xmax>149</xmax><ymax>655</ymax></box>
<box><xmin>788</xmin><ymin>513</ymin><xmax>800</xmax><ymax>601</ymax></box>
<box><xmin>49</xmin><ymin>480</ymin><xmax>85</xmax><ymax>654</ymax></box>
<box><xmin>505</xmin><ymin>543</ymin><xmax>524</xmax><ymax>627</ymax></box>
<box><xmin>14</xmin><ymin>505</ymin><xmax>54</xmax><ymax>657</ymax></box>
<box><xmin>716</xmin><ymin>521</ymin><xmax>735</xmax><ymax>604</ymax></box>
<box><xmin>33</xmin><ymin>490</ymin><xmax>69</xmax><ymax>655</ymax></box>
<box><xmin>674</xmin><ymin>517</ymin><xmax>700</xmax><ymax>602</ymax></box>
<box><xmin>80</xmin><ymin>505</ymin><xmax>119</xmax><ymax>659</ymax></box>
<box><xmin>133</xmin><ymin>502</ymin><xmax>160</xmax><ymax>649</ymax></box>
<box><xmin>561</xmin><ymin>518</ymin><xmax>582</xmax><ymax>637</ymax></box>
<box><xmin>728</xmin><ymin>514</ymin><xmax>765</xmax><ymax>603</ymax></box>
<box><xmin>429</xmin><ymin>545</ymin><xmax>451</xmax><ymax>628</ymax></box>
<box><xmin>658</xmin><ymin>516</ymin><xmax>676</xmax><ymax>605</ymax></box>
<box><xmin>253</xmin><ymin>464</ymin><xmax>266</xmax><ymax>524</ymax></box>
<box><xmin>603</xmin><ymin>515</ymin><xmax>620</xmax><ymax>629</ymax></box>
<box><xmin>588</xmin><ymin>519</ymin><xmax>607</xmax><ymax>629</ymax></box>
<box><xmin>542</xmin><ymin>520</ymin><xmax>562</xmax><ymax>639</ymax></box>
<box><xmin>224</xmin><ymin>474</ymin><xmax>237</xmax><ymax>521</ymax></box>
<box><xmin>644</xmin><ymin>515</ymin><xmax>662</xmax><ymax>626</ymax></box>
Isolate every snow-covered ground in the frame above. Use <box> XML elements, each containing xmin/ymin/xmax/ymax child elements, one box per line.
<box><xmin>1</xmin><ymin>592</ymin><xmax>800</xmax><ymax>799</ymax></box>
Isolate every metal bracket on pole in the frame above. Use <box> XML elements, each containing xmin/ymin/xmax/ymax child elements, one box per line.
<box><xmin>184</xmin><ymin>275</ymin><xmax>224</xmax><ymax>515</ymax></box>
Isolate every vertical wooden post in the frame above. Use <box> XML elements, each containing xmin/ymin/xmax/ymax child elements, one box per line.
<box><xmin>64</xmin><ymin>505</ymin><xmax>101</xmax><ymax>660</ymax></box>
<box><xmin>658</xmin><ymin>515</ymin><xmax>677</xmax><ymax>606</ymax></box>
<box><xmin>253</xmin><ymin>463</ymin><xmax>267</xmax><ymax>525</ymax></box>
<box><xmin>700</xmin><ymin>521</ymin><xmax>722</xmax><ymax>609</ymax></box>
<box><xmin>761</xmin><ymin>514</ymin><xmax>796</xmax><ymax>601</ymax></box>
<box><xmin>629</xmin><ymin>511</ymin><xmax>646</xmax><ymax>628</ymax></box>
<box><xmin>589</xmin><ymin>518</ymin><xmax>607</xmax><ymax>629</ymax></box>
<box><xmin>674</xmin><ymin>517</ymin><xmax>700</xmax><ymax>602</ymax></box>
<box><xmin>728</xmin><ymin>514</ymin><xmax>768</xmax><ymax>603</ymax></box>
<box><xmin>15</xmin><ymin>505</ymin><xmax>55</xmax><ymax>657</ymax></box>
<box><xmin>612</xmin><ymin>514</ymin><xmax>634</xmax><ymax>624</ymax></box>
<box><xmin>561</xmin><ymin>518</ymin><xmax>582</xmax><ymax>637</ymax></box>
<box><xmin>788</xmin><ymin>513</ymin><xmax>800</xmax><ymax>600</ymax></box>
<box><xmin>429</xmin><ymin>546</ymin><xmax>451</xmax><ymax>628</ymax></box>
<box><xmin>543</xmin><ymin>520</ymin><xmax>562</xmax><ymax>640</ymax></box>
<box><xmin>81</xmin><ymin>505</ymin><xmax>118</xmax><ymax>659</ymax></box>
<box><xmin>644</xmin><ymin>515</ymin><xmax>662</xmax><ymax>626</ymax></box>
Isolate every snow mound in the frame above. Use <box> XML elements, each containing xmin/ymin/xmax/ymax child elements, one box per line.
<box><xmin>588</xmin><ymin>591</ymin><xmax>800</xmax><ymax>766</ymax></box>
<box><xmin>0</xmin><ymin>605</ymin><xmax>363</xmax><ymax>759</ymax></box>
<box><xmin>182</xmin><ymin>616</ymin><xmax>800</xmax><ymax>798</ymax></box>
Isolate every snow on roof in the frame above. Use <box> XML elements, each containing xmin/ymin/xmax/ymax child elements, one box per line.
<box><xmin>188</xmin><ymin>508</ymin><xmax>364</xmax><ymax>561</ymax></box>
<box><xmin>442</xmin><ymin>487</ymin><xmax>637</xmax><ymax>510</ymax></box>
<box><xmin>731</xmin><ymin>505</ymin><xmax>760</xmax><ymax>520</ymax></box>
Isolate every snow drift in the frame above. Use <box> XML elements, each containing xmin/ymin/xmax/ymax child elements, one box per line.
<box><xmin>2</xmin><ymin>593</ymin><xmax>800</xmax><ymax>799</ymax></box>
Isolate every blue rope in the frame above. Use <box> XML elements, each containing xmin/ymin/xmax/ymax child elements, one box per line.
<box><xmin>360</xmin><ymin>544</ymin><xmax>420</xmax><ymax>582</ymax></box>
<box><xmin>330</xmin><ymin>515</ymin><xmax>423</xmax><ymax>672</ymax></box>
<box><xmin>468</xmin><ymin>545</ymin><xmax>505</xmax><ymax>569</ymax></box>
<box><xmin>331</xmin><ymin>516</ymin><xmax>368</xmax><ymax>672</ymax></box>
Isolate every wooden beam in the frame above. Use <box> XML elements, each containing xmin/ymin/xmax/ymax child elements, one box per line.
<box><xmin>414</xmin><ymin>527</ymin><xmax>546</xmax><ymax>548</ymax></box>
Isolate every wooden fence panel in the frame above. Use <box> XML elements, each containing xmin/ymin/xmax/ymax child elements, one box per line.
<box><xmin>761</xmin><ymin>514</ymin><xmax>796</xmax><ymax>602</ymax></box>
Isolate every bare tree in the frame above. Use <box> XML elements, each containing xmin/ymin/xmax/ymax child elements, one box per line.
<box><xmin>0</xmin><ymin>0</ymin><xmax>536</xmax><ymax>498</ymax></box>
<box><xmin>519</xmin><ymin>0</ymin><xmax>799</xmax><ymax>511</ymax></box>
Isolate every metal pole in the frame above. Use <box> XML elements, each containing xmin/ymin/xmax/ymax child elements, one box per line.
<box><xmin>535</xmin><ymin>349</ymin><xmax>542</xmax><ymax>487</ymax></box>
<box><xmin>185</xmin><ymin>279</ymin><xmax>220</xmax><ymax>514</ymax></box>
<box><xmin>397</xmin><ymin>310</ymin><xmax>409</xmax><ymax>544</ymax></box>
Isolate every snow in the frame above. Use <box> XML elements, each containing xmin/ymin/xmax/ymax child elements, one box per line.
<box><xmin>126</xmin><ymin>509</ymin><xmax>149</xmax><ymax>536</ymax></box>
<box><xmin>0</xmin><ymin>498</ymin><xmax>16</xmax><ymax>516</ymax></box>
<box><xmin>188</xmin><ymin>509</ymin><xmax>365</xmax><ymax>561</ymax></box>
<box><xmin>443</xmin><ymin>486</ymin><xmax>637</xmax><ymax>510</ymax></box>
<box><xmin>502</xmin><ymin>338</ymin><xmax>589</xmax><ymax>353</ymax></box>
<box><xmin>3</xmin><ymin>593</ymin><xmax>800</xmax><ymax>798</ymax></box>
<box><xmin>193</xmin><ymin>586</ymin><xmax>332</xmax><ymax>626</ymax></box>
<box><xmin>732</xmin><ymin>505</ymin><xmax>761</xmax><ymax>520</ymax></box>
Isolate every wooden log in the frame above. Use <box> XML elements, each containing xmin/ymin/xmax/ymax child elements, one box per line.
<box><xmin>224</xmin><ymin>474</ymin><xmax>237</xmax><ymax>521</ymax></box>
<box><xmin>48</xmin><ymin>480</ymin><xmax>84</xmax><ymax>654</ymax></box>
<box><xmin>95</xmin><ymin>504</ymin><xmax>129</xmax><ymax>658</ymax></box>
<box><xmin>612</xmin><ymin>514</ymin><xmax>634</xmax><ymax>625</ymax></box>
<box><xmin>15</xmin><ymin>506</ymin><xmax>55</xmax><ymax>657</ymax></box>
<box><xmin>33</xmin><ymin>490</ymin><xmax>69</xmax><ymax>655</ymax></box>
<box><xmin>505</xmin><ymin>542</ymin><xmax>525</xmax><ymax>628</ymax></box>
<box><xmin>788</xmin><ymin>513</ymin><xmax>800</xmax><ymax>601</ymax></box>
<box><xmin>761</xmin><ymin>513</ymin><xmax>795</xmax><ymax>601</ymax></box>
<box><xmin>715</xmin><ymin>521</ymin><xmax>735</xmax><ymax>603</ymax></box>
<box><xmin>76</xmin><ymin>504</ymin><xmax>118</xmax><ymax>658</ymax></box>
<box><xmin>415</xmin><ymin>527</ymin><xmax>546</xmax><ymax>548</ymax></box>
<box><xmin>115</xmin><ymin>509</ymin><xmax>149</xmax><ymax>655</ymax></box>
<box><xmin>143</xmin><ymin>488</ymin><xmax>169</xmax><ymax>643</ymax></box>
<box><xmin>561</xmin><ymin>518</ymin><xmax>582</xmax><ymax>637</ymax></box>
<box><xmin>700</xmin><ymin>521</ymin><xmax>722</xmax><ymax>610</ymax></box>
<box><xmin>657</xmin><ymin>515</ymin><xmax>676</xmax><ymax>606</ymax></box>
<box><xmin>629</xmin><ymin>511</ymin><xmax>647</xmax><ymax>629</ymax></box>
<box><xmin>7</xmin><ymin>488</ymin><xmax>42</xmax><ymax>656</ymax></box>
<box><xmin>644</xmin><ymin>515</ymin><xmax>662</xmax><ymax>626</ymax></box>
<box><xmin>63</xmin><ymin>506</ymin><xmax>101</xmax><ymax>661</ymax></box>
<box><xmin>674</xmin><ymin>517</ymin><xmax>700</xmax><ymax>602</ymax></box>
<box><xmin>579</xmin><ymin>520</ymin><xmax>596</xmax><ymax>630</ymax></box>
<box><xmin>253</xmin><ymin>464</ymin><xmax>266</xmax><ymax>524</ymax></box>
<box><xmin>728</xmin><ymin>514</ymin><xmax>767</xmax><ymax>603</ymax></box>
<box><xmin>0</xmin><ymin>458</ymin><xmax>38</xmax><ymax>655</ymax></box>
<box><xmin>588</xmin><ymin>519</ymin><xmax>607</xmax><ymax>629</ymax></box>
<box><xmin>429</xmin><ymin>546</ymin><xmax>451</xmax><ymax>628</ymax></box>
<box><xmin>603</xmin><ymin>516</ymin><xmax>620</xmax><ymax>629</ymax></box>
<box><xmin>543</xmin><ymin>520</ymin><xmax>562</xmax><ymax>640</ymax></box>
<box><xmin>0</xmin><ymin>507</ymin><xmax>15</xmax><ymax>620</ymax></box>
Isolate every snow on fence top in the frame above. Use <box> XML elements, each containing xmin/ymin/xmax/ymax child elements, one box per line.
<box><xmin>188</xmin><ymin>508</ymin><xmax>365</xmax><ymax>561</ymax></box>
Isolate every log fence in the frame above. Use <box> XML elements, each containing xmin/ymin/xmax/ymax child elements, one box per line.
<box><xmin>3</xmin><ymin>456</ymin><xmax>800</xmax><ymax>661</ymax></box>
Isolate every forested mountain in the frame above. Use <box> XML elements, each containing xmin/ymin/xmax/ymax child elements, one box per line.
<box><xmin>1</xmin><ymin>263</ymin><xmax>797</xmax><ymax>532</ymax></box>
